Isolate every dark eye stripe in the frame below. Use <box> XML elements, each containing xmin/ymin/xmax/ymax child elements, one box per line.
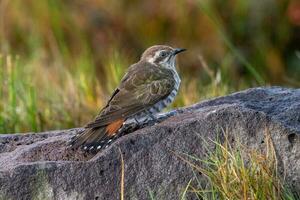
<box><xmin>160</xmin><ymin>51</ymin><xmax>167</xmax><ymax>57</ymax></box>
<box><xmin>155</xmin><ymin>54</ymin><xmax>167</xmax><ymax>63</ymax></box>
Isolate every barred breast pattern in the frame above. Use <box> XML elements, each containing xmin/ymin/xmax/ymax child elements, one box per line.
<box><xmin>135</xmin><ymin>69</ymin><xmax>181</xmax><ymax>119</ymax></box>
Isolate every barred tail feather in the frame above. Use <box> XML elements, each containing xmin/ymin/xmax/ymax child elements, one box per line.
<box><xmin>69</xmin><ymin>119</ymin><xmax>125</xmax><ymax>152</ymax></box>
<box><xmin>68</xmin><ymin>127</ymin><xmax>105</xmax><ymax>150</ymax></box>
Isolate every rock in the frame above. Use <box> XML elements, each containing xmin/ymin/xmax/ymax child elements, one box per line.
<box><xmin>0</xmin><ymin>87</ymin><xmax>299</xmax><ymax>200</ymax></box>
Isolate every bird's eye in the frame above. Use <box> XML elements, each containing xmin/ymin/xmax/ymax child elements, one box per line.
<box><xmin>159</xmin><ymin>51</ymin><xmax>167</xmax><ymax>57</ymax></box>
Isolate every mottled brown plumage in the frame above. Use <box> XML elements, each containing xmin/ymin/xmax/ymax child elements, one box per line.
<box><xmin>69</xmin><ymin>45</ymin><xmax>186</xmax><ymax>151</ymax></box>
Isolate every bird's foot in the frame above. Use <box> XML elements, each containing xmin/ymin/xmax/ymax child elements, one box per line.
<box><xmin>117</xmin><ymin>109</ymin><xmax>180</xmax><ymax>136</ymax></box>
<box><xmin>155</xmin><ymin>110</ymin><xmax>178</xmax><ymax>122</ymax></box>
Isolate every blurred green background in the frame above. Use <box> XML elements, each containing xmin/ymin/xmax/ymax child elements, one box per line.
<box><xmin>0</xmin><ymin>0</ymin><xmax>299</xmax><ymax>134</ymax></box>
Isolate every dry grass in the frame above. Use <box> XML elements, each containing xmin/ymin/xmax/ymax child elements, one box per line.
<box><xmin>0</xmin><ymin>54</ymin><xmax>103</xmax><ymax>133</ymax></box>
<box><xmin>0</xmin><ymin>52</ymin><xmax>232</xmax><ymax>134</ymax></box>
<box><xmin>119</xmin><ymin>148</ymin><xmax>125</xmax><ymax>200</ymax></box>
<box><xmin>1</xmin><ymin>1</ymin><xmax>299</xmax><ymax>199</ymax></box>
<box><xmin>2</xmin><ymin>0</ymin><xmax>299</xmax><ymax>134</ymax></box>
<box><xmin>177</xmin><ymin>130</ymin><xmax>298</xmax><ymax>200</ymax></box>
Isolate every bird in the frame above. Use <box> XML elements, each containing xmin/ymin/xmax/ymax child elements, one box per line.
<box><xmin>69</xmin><ymin>45</ymin><xmax>186</xmax><ymax>152</ymax></box>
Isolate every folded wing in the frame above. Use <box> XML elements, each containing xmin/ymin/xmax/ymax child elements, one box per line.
<box><xmin>86</xmin><ymin>63</ymin><xmax>175</xmax><ymax>128</ymax></box>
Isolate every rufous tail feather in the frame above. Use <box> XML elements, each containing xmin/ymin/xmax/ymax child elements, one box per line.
<box><xmin>69</xmin><ymin>119</ymin><xmax>124</xmax><ymax>151</ymax></box>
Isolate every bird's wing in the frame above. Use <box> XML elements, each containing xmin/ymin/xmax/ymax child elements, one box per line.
<box><xmin>85</xmin><ymin>63</ymin><xmax>175</xmax><ymax>128</ymax></box>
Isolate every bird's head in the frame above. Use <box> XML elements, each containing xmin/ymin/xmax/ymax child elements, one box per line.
<box><xmin>140</xmin><ymin>45</ymin><xmax>186</xmax><ymax>69</ymax></box>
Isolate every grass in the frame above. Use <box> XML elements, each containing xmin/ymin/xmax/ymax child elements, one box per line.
<box><xmin>178</xmin><ymin>131</ymin><xmax>298</xmax><ymax>200</ymax></box>
<box><xmin>0</xmin><ymin>54</ymin><xmax>103</xmax><ymax>133</ymax></box>
<box><xmin>196</xmin><ymin>0</ymin><xmax>265</xmax><ymax>85</ymax></box>
<box><xmin>115</xmin><ymin>130</ymin><xmax>298</xmax><ymax>199</ymax></box>
<box><xmin>0</xmin><ymin>1</ymin><xmax>299</xmax><ymax>199</ymax></box>
<box><xmin>0</xmin><ymin>50</ymin><xmax>234</xmax><ymax>133</ymax></box>
<box><xmin>2</xmin><ymin>0</ymin><xmax>299</xmax><ymax>133</ymax></box>
<box><xmin>119</xmin><ymin>148</ymin><xmax>125</xmax><ymax>200</ymax></box>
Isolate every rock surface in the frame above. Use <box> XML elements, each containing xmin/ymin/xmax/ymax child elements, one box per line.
<box><xmin>0</xmin><ymin>87</ymin><xmax>299</xmax><ymax>200</ymax></box>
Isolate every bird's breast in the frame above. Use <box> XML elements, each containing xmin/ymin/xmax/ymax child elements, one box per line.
<box><xmin>148</xmin><ymin>70</ymin><xmax>181</xmax><ymax>115</ymax></box>
<box><xmin>127</xmin><ymin>69</ymin><xmax>181</xmax><ymax>123</ymax></box>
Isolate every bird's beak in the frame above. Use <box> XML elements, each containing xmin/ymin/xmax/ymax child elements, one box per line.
<box><xmin>173</xmin><ymin>48</ymin><xmax>186</xmax><ymax>55</ymax></box>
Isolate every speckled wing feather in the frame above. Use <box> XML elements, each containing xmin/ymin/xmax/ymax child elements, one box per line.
<box><xmin>85</xmin><ymin>61</ymin><xmax>175</xmax><ymax>128</ymax></box>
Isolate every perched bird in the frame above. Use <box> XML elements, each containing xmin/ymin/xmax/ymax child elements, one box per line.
<box><xmin>69</xmin><ymin>45</ymin><xmax>186</xmax><ymax>151</ymax></box>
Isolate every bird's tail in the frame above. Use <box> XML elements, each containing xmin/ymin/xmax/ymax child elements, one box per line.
<box><xmin>68</xmin><ymin>119</ymin><xmax>124</xmax><ymax>151</ymax></box>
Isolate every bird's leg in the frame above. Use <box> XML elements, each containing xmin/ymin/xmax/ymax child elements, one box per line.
<box><xmin>134</xmin><ymin>117</ymin><xmax>140</xmax><ymax>124</ymax></box>
<box><xmin>117</xmin><ymin>116</ymin><xmax>150</xmax><ymax>136</ymax></box>
<box><xmin>118</xmin><ymin>109</ymin><xmax>182</xmax><ymax>136</ymax></box>
<box><xmin>155</xmin><ymin>110</ymin><xmax>178</xmax><ymax>122</ymax></box>
<box><xmin>145</xmin><ymin>112</ymin><xmax>158</xmax><ymax>125</ymax></box>
<box><xmin>149</xmin><ymin>113</ymin><xmax>157</xmax><ymax>121</ymax></box>
<box><xmin>117</xmin><ymin>118</ymin><xmax>140</xmax><ymax>136</ymax></box>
